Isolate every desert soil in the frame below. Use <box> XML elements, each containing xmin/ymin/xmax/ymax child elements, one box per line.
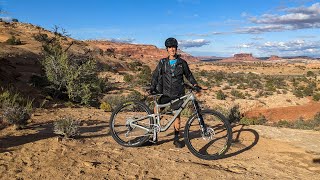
<box><xmin>1</xmin><ymin>107</ymin><xmax>320</xmax><ymax>180</ymax></box>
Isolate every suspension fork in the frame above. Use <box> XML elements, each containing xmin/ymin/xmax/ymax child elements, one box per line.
<box><xmin>192</xmin><ymin>100</ymin><xmax>207</xmax><ymax>134</ymax></box>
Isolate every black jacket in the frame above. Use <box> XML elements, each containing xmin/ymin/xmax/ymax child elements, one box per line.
<box><xmin>151</xmin><ymin>57</ymin><xmax>198</xmax><ymax>98</ymax></box>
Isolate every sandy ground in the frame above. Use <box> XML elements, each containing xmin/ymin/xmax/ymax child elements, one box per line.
<box><xmin>1</xmin><ymin>107</ymin><xmax>319</xmax><ymax>180</ymax></box>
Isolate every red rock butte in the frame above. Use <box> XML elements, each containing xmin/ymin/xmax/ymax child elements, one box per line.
<box><xmin>268</xmin><ymin>55</ymin><xmax>282</xmax><ymax>61</ymax></box>
<box><xmin>219</xmin><ymin>53</ymin><xmax>260</xmax><ymax>62</ymax></box>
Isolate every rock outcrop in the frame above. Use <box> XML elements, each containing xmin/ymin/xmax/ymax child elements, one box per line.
<box><xmin>86</xmin><ymin>40</ymin><xmax>199</xmax><ymax>67</ymax></box>
<box><xmin>268</xmin><ymin>55</ymin><xmax>282</xmax><ymax>61</ymax></box>
<box><xmin>220</xmin><ymin>53</ymin><xmax>260</xmax><ymax>62</ymax></box>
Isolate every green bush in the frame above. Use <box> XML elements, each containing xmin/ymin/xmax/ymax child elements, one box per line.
<box><xmin>216</xmin><ymin>90</ymin><xmax>226</xmax><ymax>100</ymax></box>
<box><xmin>313</xmin><ymin>93</ymin><xmax>320</xmax><ymax>101</ymax></box>
<box><xmin>6</xmin><ymin>35</ymin><xmax>22</xmax><ymax>45</ymax></box>
<box><xmin>231</xmin><ymin>89</ymin><xmax>245</xmax><ymax>99</ymax></box>
<box><xmin>275</xmin><ymin>120</ymin><xmax>292</xmax><ymax>128</ymax></box>
<box><xmin>100</xmin><ymin>102</ymin><xmax>112</xmax><ymax>112</ymax></box>
<box><xmin>313</xmin><ymin>112</ymin><xmax>320</xmax><ymax>125</ymax></box>
<box><xmin>307</xmin><ymin>71</ymin><xmax>315</xmax><ymax>77</ymax></box>
<box><xmin>0</xmin><ymin>88</ymin><xmax>33</xmax><ymax>112</ymax></box>
<box><xmin>2</xmin><ymin>104</ymin><xmax>31</xmax><ymax>129</ymax></box>
<box><xmin>128</xmin><ymin>61</ymin><xmax>142</xmax><ymax>70</ymax></box>
<box><xmin>40</xmin><ymin>27</ymin><xmax>105</xmax><ymax>105</ymax></box>
<box><xmin>33</xmin><ymin>33</ymin><xmax>49</xmax><ymax>43</ymax></box>
<box><xmin>124</xmin><ymin>74</ymin><xmax>134</xmax><ymax>82</ymax></box>
<box><xmin>228</xmin><ymin>105</ymin><xmax>241</xmax><ymax>123</ymax></box>
<box><xmin>0</xmin><ymin>88</ymin><xmax>33</xmax><ymax>129</ymax></box>
<box><xmin>53</xmin><ymin>116</ymin><xmax>80</xmax><ymax>138</ymax></box>
<box><xmin>239</xmin><ymin>115</ymin><xmax>266</xmax><ymax>125</ymax></box>
<box><xmin>137</xmin><ymin>65</ymin><xmax>152</xmax><ymax>85</ymax></box>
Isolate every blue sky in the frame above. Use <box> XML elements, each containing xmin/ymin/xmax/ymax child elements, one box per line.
<box><xmin>1</xmin><ymin>0</ymin><xmax>320</xmax><ymax>57</ymax></box>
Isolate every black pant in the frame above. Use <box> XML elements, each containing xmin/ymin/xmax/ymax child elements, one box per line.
<box><xmin>158</xmin><ymin>95</ymin><xmax>183</xmax><ymax>110</ymax></box>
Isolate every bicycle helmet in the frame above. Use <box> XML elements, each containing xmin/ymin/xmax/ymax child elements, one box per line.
<box><xmin>165</xmin><ymin>37</ymin><xmax>178</xmax><ymax>48</ymax></box>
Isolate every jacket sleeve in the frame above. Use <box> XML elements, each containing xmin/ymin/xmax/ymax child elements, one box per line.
<box><xmin>150</xmin><ymin>60</ymin><xmax>161</xmax><ymax>91</ymax></box>
<box><xmin>182</xmin><ymin>60</ymin><xmax>198</xmax><ymax>85</ymax></box>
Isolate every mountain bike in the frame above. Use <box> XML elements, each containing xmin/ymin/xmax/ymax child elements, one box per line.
<box><xmin>109</xmin><ymin>84</ymin><xmax>232</xmax><ymax>160</ymax></box>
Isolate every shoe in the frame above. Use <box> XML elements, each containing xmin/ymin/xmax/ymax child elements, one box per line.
<box><xmin>173</xmin><ymin>140</ymin><xmax>183</xmax><ymax>148</ymax></box>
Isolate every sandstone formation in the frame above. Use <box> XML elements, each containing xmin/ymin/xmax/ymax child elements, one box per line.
<box><xmin>86</xmin><ymin>40</ymin><xmax>199</xmax><ymax>68</ymax></box>
<box><xmin>267</xmin><ymin>55</ymin><xmax>282</xmax><ymax>61</ymax></box>
<box><xmin>219</xmin><ymin>53</ymin><xmax>260</xmax><ymax>62</ymax></box>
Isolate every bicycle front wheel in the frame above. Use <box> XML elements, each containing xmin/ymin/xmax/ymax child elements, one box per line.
<box><xmin>110</xmin><ymin>101</ymin><xmax>153</xmax><ymax>147</ymax></box>
<box><xmin>184</xmin><ymin>110</ymin><xmax>232</xmax><ymax>160</ymax></box>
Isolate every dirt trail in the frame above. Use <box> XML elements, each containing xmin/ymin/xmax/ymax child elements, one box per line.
<box><xmin>0</xmin><ymin>108</ymin><xmax>319</xmax><ymax>179</ymax></box>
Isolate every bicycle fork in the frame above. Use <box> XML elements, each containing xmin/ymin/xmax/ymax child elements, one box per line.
<box><xmin>192</xmin><ymin>100</ymin><xmax>207</xmax><ymax>134</ymax></box>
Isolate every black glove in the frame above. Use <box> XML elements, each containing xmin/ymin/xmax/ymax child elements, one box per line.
<box><xmin>193</xmin><ymin>85</ymin><xmax>202</xmax><ymax>92</ymax></box>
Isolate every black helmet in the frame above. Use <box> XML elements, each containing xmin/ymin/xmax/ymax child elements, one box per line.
<box><xmin>165</xmin><ymin>37</ymin><xmax>178</xmax><ymax>47</ymax></box>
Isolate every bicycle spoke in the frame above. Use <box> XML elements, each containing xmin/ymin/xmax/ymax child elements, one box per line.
<box><xmin>184</xmin><ymin>110</ymin><xmax>232</xmax><ymax>160</ymax></box>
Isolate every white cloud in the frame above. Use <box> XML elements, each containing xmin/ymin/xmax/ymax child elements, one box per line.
<box><xmin>236</xmin><ymin>3</ymin><xmax>320</xmax><ymax>34</ymax></box>
<box><xmin>109</xmin><ymin>38</ymin><xmax>135</xmax><ymax>43</ymax></box>
<box><xmin>178</xmin><ymin>39</ymin><xmax>210</xmax><ymax>48</ymax></box>
<box><xmin>257</xmin><ymin>39</ymin><xmax>320</xmax><ymax>56</ymax></box>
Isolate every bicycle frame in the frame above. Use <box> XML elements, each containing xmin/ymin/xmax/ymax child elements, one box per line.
<box><xmin>128</xmin><ymin>91</ymin><xmax>205</xmax><ymax>134</ymax></box>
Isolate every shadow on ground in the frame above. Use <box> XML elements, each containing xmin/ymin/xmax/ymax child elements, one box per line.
<box><xmin>0</xmin><ymin>119</ymin><xmax>110</xmax><ymax>153</ymax></box>
<box><xmin>219</xmin><ymin>124</ymin><xmax>260</xmax><ymax>159</ymax></box>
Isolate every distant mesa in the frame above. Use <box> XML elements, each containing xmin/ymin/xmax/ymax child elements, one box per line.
<box><xmin>267</xmin><ymin>55</ymin><xmax>282</xmax><ymax>61</ymax></box>
<box><xmin>219</xmin><ymin>53</ymin><xmax>260</xmax><ymax>62</ymax></box>
<box><xmin>86</xmin><ymin>40</ymin><xmax>199</xmax><ymax>67</ymax></box>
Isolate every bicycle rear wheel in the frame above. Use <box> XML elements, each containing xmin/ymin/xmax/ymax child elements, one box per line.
<box><xmin>110</xmin><ymin>101</ymin><xmax>153</xmax><ymax>147</ymax></box>
<box><xmin>184</xmin><ymin>110</ymin><xmax>232</xmax><ymax>160</ymax></box>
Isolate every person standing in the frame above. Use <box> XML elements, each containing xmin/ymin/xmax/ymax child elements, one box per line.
<box><xmin>150</xmin><ymin>37</ymin><xmax>200</xmax><ymax>148</ymax></box>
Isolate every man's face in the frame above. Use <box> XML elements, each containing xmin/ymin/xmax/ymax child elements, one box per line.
<box><xmin>167</xmin><ymin>46</ymin><xmax>177</xmax><ymax>57</ymax></box>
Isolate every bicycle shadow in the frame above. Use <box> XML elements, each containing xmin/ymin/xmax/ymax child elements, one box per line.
<box><xmin>78</xmin><ymin>119</ymin><xmax>110</xmax><ymax>138</ymax></box>
<box><xmin>219</xmin><ymin>124</ymin><xmax>259</xmax><ymax>159</ymax></box>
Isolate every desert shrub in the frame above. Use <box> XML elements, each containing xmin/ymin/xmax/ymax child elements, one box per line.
<box><xmin>33</xmin><ymin>33</ymin><xmax>49</xmax><ymax>43</ymax></box>
<box><xmin>128</xmin><ymin>61</ymin><xmax>142</xmax><ymax>70</ymax></box>
<box><xmin>304</xmin><ymin>82</ymin><xmax>316</xmax><ymax>96</ymax></box>
<box><xmin>96</xmin><ymin>62</ymin><xmax>114</xmax><ymax>72</ymax></box>
<box><xmin>228</xmin><ymin>105</ymin><xmax>241</xmax><ymax>123</ymax></box>
<box><xmin>137</xmin><ymin>65</ymin><xmax>152</xmax><ymax>85</ymax></box>
<box><xmin>307</xmin><ymin>71</ymin><xmax>315</xmax><ymax>77</ymax></box>
<box><xmin>29</xmin><ymin>75</ymin><xmax>50</xmax><ymax>88</ymax></box>
<box><xmin>292</xmin><ymin>118</ymin><xmax>314</xmax><ymax>130</ymax></box>
<box><xmin>216</xmin><ymin>90</ymin><xmax>226</xmax><ymax>100</ymax></box>
<box><xmin>2</xmin><ymin>104</ymin><xmax>31</xmax><ymax>129</ymax></box>
<box><xmin>0</xmin><ymin>88</ymin><xmax>33</xmax><ymax>112</ymax></box>
<box><xmin>124</xmin><ymin>73</ymin><xmax>134</xmax><ymax>82</ymax></box>
<box><xmin>0</xmin><ymin>88</ymin><xmax>33</xmax><ymax>129</ymax></box>
<box><xmin>100</xmin><ymin>102</ymin><xmax>112</xmax><ymax>112</ymax></box>
<box><xmin>102</xmin><ymin>94</ymin><xmax>127</xmax><ymax>109</ymax></box>
<box><xmin>6</xmin><ymin>35</ymin><xmax>22</xmax><ymax>45</ymax></box>
<box><xmin>231</xmin><ymin>89</ymin><xmax>245</xmax><ymax>99</ymax></box>
<box><xmin>275</xmin><ymin>120</ymin><xmax>292</xmax><ymax>128</ymax></box>
<box><xmin>314</xmin><ymin>93</ymin><xmax>320</xmax><ymax>101</ymax></box>
<box><xmin>101</xmin><ymin>90</ymin><xmax>144</xmax><ymax>110</ymax></box>
<box><xmin>313</xmin><ymin>112</ymin><xmax>320</xmax><ymax>125</ymax></box>
<box><xmin>53</xmin><ymin>116</ymin><xmax>80</xmax><ymax>138</ymax></box>
<box><xmin>126</xmin><ymin>90</ymin><xmax>144</xmax><ymax>101</ymax></box>
<box><xmin>40</xmin><ymin>27</ymin><xmax>105</xmax><ymax>105</ymax></box>
<box><xmin>293</xmin><ymin>89</ymin><xmax>304</xmax><ymax>98</ymax></box>
<box><xmin>239</xmin><ymin>116</ymin><xmax>266</xmax><ymax>125</ymax></box>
